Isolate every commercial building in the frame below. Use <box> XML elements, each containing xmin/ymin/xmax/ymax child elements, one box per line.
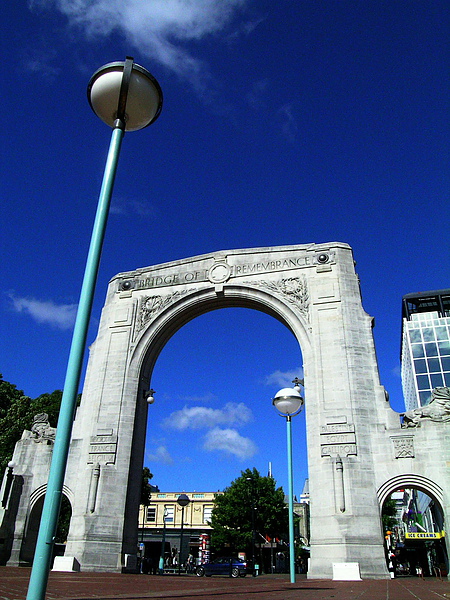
<box><xmin>137</xmin><ymin>482</ymin><xmax>310</xmax><ymax>574</ymax></box>
<box><xmin>385</xmin><ymin>488</ymin><xmax>446</xmax><ymax>577</ymax></box>
<box><xmin>401</xmin><ymin>289</ymin><xmax>450</xmax><ymax>411</ymax></box>
<box><xmin>137</xmin><ymin>491</ymin><xmax>220</xmax><ymax>571</ymax></box>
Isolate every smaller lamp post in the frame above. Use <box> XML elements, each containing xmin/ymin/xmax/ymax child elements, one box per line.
<box><xmin>158</xmin><ymin>507</ymin><xmax>168</xmax><ymax>574</ymax></box>
<box><xmin>177</xmin><ymin>494</ymin><xmax>190</xmax><ymax>574</ymax></box>
<box><xmin>246</xmin><ymin>476</ymin><xmax>257</xmax><ymax>576</ymax></box>
<box><xmin>272</xmin><ymin>377</ymin><xmax>304</xmax><ymax>584</ymax></box>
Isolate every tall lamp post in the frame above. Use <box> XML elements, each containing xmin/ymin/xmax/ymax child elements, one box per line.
<box><xmin>272</xmin><ymin>377</ymin><xmax>304</xmax><ymax>584</ymax></box>
<box><xmin>26</xmin><ymin>57</ymin><xmax>163</xmax><ymax>600</ymax></box>
<box><xmin>177</xmin><ymin>494</ymin><xmax>190</xmax><ymax>574</ymax></box>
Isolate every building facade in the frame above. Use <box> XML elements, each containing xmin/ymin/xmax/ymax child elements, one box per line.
<box><xmin>401</xmin><ymin>289</ymin><xmax>450</xmax><ymax>411</ymax></box>
<box><xmin>138</xmin><ymin>491</ymin><xmax>220</xmax><ymax>570</ymax></box>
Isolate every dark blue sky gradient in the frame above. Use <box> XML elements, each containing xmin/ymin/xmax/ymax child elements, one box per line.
<box><xmin>1</xmin><ymin>1</ymin><xmax>448</xmax><ymax>493</ymax></box>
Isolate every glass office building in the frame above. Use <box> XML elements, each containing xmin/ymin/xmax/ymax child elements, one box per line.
<box><xmin>401</xmin><ymin>289</ymin><xmax>450</xmax><ymax>411</ymax></box>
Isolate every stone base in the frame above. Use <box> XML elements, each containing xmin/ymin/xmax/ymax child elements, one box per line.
<box><xmin>332</xmin><ymin>562</ymin><xmax>362</xmax><ymax>581</ymax></box>
<box><xmin>52</xmin><ymin>556</ymin><xmax>80</xmax><ymax>572</ymax></box>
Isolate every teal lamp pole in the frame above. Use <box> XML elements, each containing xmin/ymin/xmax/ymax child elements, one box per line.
<box><xmin>177</xmin><ymin>494</ymin><xmax>190</xmax><ymax>575</ymax></box>
<box><xmin>26</xmin><ymin>57</ymin><xmax>162</xmax><ymax>600</ymax></box>
<box><xmin>272</xmin><ymin>378</ymin><xmax>304</xmax><ymax>584</ymax></box>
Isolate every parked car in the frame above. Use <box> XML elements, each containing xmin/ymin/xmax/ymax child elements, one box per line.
<box><xmin>195</xmin><ymin>556</ymin><xmax>248</xmax><ymax>578</ymax></box>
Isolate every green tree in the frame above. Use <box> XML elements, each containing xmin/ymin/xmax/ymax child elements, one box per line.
<box><xmin>0</xmin><ymin>375</ymin><xmax>34</xmax><ymax>478</ymax></box>
<box><xmin>54</xmin><ymin>495</ymin><xmax>72</xmax><ymax>543</ymax></box>
<box><xmin>0</xmin><ymin>376</ymin><xmax>72</xmax><ymax>542</ymax></box>
<box><xmin>382</xmin><ymin>496</ymin><xmax>398</xmax><ymax>532</ymax></box>
<box><xmin>141</xmin><ymin>466</ymin><xmax>154</xmax><ymax>506</ymax></box>
<box><xmin>0</xmin><ymin>375</ymin><xmax>68</xmax><ymax>479</ymax></box>
<box><xmin>210</xmin><ymin>468</ymin><xmax>288</xmax><ymax>555</ymax></box>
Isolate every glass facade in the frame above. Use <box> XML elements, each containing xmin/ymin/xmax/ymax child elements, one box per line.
<box><xmin>401</xmin><ymin>295</ymin><xmax>450</xmax><ymax>411</ymax></box>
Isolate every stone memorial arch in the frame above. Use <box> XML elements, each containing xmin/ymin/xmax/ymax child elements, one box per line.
<box><xmin>1</xmin><ymin>242</ymin><xmax>449</xmax><ymax>578</ymax></box>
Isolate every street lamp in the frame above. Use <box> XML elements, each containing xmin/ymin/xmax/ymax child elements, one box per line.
<box><xmin>272</xmin><ymin>377</ymin><xmax>304</xmax><ymax>584</ymax></box>
<box><xmin>158</xmin><ymin>507</ymin><xmax>169</xmax><ymax>574</ymax></box>
<box><xmin>26</xmin><ymin>57</ymin><xmax>163</xmax><ymax>600</ymax></box>
<box><xmin>246</xmin><ymin>476</ymin><xmax>257</xmax><ymax>576</ymax></box>
<box><xmin>177</xmin><ymin>494</ymin><xmax>190</xmax><ymax>574</ymax></box>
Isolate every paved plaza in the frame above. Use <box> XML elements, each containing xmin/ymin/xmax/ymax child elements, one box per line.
<box><xmin>1</xmin><ymin>568</ymin><xmax>449</xmax><ymax>600</ymax></box>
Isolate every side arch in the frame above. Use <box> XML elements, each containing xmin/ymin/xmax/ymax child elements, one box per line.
<box><xmin>21</xmin><ymin>485</ymin><xmax>74</xmax><ymax>565</ymax></box>
<box><xmin>377</xmin><ymin>474</ymin><xmax>444</xmax><ymax>507</ymax></box>
<box><xmin>29</xmin><ymin>484</ymin><xmax>75</xmax><ymax>512</ymax></box>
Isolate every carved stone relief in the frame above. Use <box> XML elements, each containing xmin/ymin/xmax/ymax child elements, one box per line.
<box><xmin>402</xmin><ymin>387</ymin><xmax>450</xmax><ymax>427</ymax></box>
<box><xmin>243</xmin><ymin>276</ymin><xmax>310</xmax><ymax>322</ymax></box>
<box><xmin>391</xmin><ymin>436</ymin><xmax>415</xmax><ymax>459</ymax></box>
<box><xmin>136</xmin><ymin>289</ymin><xmax>197</xmax><ymax>336</ymax></box>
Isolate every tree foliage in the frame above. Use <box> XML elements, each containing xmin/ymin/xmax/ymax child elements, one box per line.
<box><xmin>210</xmin><ymin>468</ymin><xmax>288</xmax><ymax>555</ymax></box>
<box><xmin>141</xmin><ymin>466</ymin><xmax>154</xmax><ymax>505</ymax></box>
<box><xmin>0</xmin><ymin>375</ymin><xmax>154</xmax><ymax>544</ymax></box>
<box><xmin>382</xmin><ymin>496</ymin><xmax>398</xmax><ymax>531</ymax></box>
<box><xmin>0</xmin><ymin>374</ymin><xmax>65</xmax><ymax>478</ymax></box>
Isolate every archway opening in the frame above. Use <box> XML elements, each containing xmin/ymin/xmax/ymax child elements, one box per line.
<box><xmin>382</xmin><ymin>487</ymin><xmax>447</xmax><ymax>578</ymax></box>
<box><xmin>20</xmin><ymin>494</ymin><xmax>72</xmax><ymax>567</ymax></box>
<box><xmin>141</xmin><ymin>306</ymin><xmax>307</xmax><ymax>571</ymax></box>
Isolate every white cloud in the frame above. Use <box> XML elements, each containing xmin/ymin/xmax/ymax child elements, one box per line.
<box><xmin>162</xmin><ymin>402</ymin><xmax>252</xmax><ymax>431</ymax></box>
<box><xmin>146</xmin><ymin>445</ymin><xmax>174</xmax><ymax>464</ymax></box>
<box><xmin>181</xmin><ymin>392</ymin><xmax>218</xmax><ymax>404</ymax></box>
<box><xmin>265</xmin><ymin>368</ymin><xmax>303</xmax><ymax>389</ymax></box>
<box><xmin>21</xmin><ymin>48</ymin><xmax>61</xmax><ymax>79</ymax></box>
<box><xmin>203</xmin><ymin>427</ymin><xmax>257</xmax><ymax>460</ymax></box>
<box><xmin>277</xmin><ymin>102</ymin><xmax>299</xmax><ymax>143</ymax></box>
<box><xmin>391</xmin><ymin>365</ymin><xmax>401</xmax><ymax>378</ymax></box>
<box><xmin>9</xmin><ymin>294</ymin><xmax>77</xmax><ymax>330</ymax></box>
<box><xmin>29</xmin><ymin>0</ymin><xmax>250</xmax><ymax>86</ymax></box>
<box><xmin>110</xmin><ymin>197</ymin><xmax>158</xmax><ymax>217</ymax></box>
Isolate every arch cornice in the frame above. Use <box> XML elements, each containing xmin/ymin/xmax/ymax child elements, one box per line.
<box><xmin>377</xmin><ymin>474</ymin><xmax>444</xmax><ymax>506</ymax></box>
<box><xmin>128</xmin><ymin>283</ymin><xmax>311</xmax><ymax>381</ymax></box>
<box><xmin>29</xmin><ymin>484</ymin><xmax>74</xmax><ymax>511</ymax></box>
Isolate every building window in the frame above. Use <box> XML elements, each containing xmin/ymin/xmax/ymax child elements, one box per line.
<box><xmin>430</xmin><ymin>373</ymin><xmax>444</xmax><ymax>388</ymax></box>
<box><xmin>192</xmin><ymin>493</ymin><xmax>204</xmax><ymax>498</ymax></box>
<box><xmin>146</xmin><ymin>507</ymin><xmax>156</xmax><ymax>522</ymax></box>
<box><xmin>165</xmin><ymin>505</ymin><xmax>174</xmax><ymax>523</ymax></box>
<box><xmin>424</xmin><ymin>343</ymin><xmax>438</xmax><ymax>357</ymax></box>
<box><xmin>414</xmin><ymin>359</ymin><xmax>427</xmax><ymax>374</ymax></box>
<box><xmin>439</xmin><ymin>341</ymin><xmax>450</xmax><ymax>356</ymax></box>
<box><xmin>416</xmin><ymin>374</ymin><xmax>430</xmax><ymax>390</ymax></box>
<box><xmin>203</xmin><ymin>505</ymin><xmax>213</xmax><ymax>524</ymax></box>
<box><xmin>412</xmin><ymin>344</ymin><xmax>425</xmax><ymax>358</ymax></box>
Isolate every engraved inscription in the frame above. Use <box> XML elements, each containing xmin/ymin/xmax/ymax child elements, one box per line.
<box><xmin>130</xmin><ymin>251</ymin><xmax>336</xmax><ymax>292</ymax></box>
<box><xmin>88</xmin><ymin>435</ymin><xmax>117</xmax><ymax>465</ymax></box>
<box><xmin>321</xmin><ymin>444</ymin><xmax>357</xmax><ymax>457</ymax></box>
<box><xmin>321</xmin><ymin>422</ymin><xmax>357</xmax><ymax>457</ymax></box>
<box><xmin>321</xmin><ymin>432</ymin><xmax>356</xmax><ymax>445</ymax></box>
<box><xmin>89</xmin><ymin>444</ymin><xmax>116</xmax><ymax>453</ymax></box>
<box><xmin>321</xmin><ymin>424</ymin><xmax>355</xmax><ymax>434</ymax></box>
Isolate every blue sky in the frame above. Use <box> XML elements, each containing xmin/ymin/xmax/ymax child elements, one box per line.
<box><xmin>2</xmin><ymin>1</ymin><xmax>449</xmax><ymax>497</ymax></box>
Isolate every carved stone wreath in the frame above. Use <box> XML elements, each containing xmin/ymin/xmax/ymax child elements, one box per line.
<box><xmin>136</xmin><ymin>289</ymin><xmax>197</xmax><ymax>334</ymax></box>
<box><xmin>243</xmin><ymin>276</ymin><xmax>310</xmax><ymax>321</ymax></box>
